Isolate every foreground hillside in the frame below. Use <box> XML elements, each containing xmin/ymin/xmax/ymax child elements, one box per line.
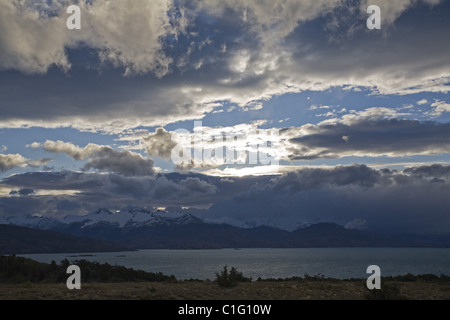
<box><xmin>2</xmin><ymin>278</ymin><xmax>450</xmax><ymax>300</ymax></box>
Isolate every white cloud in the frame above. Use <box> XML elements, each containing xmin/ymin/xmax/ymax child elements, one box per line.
<box><xmin>143</xmin><ymin>128</ymin><xmax>177</xmax><ymax>159</ymax></box>
<box><xmin>38</xmin><ymin>140</ymin><xmax>155</xmax><ymax>176</ymax></box>
<box><xmin>0</xmin><ymin>153</ymin><xmax>50</xmax><ymax>172</ymax></box>
<box><xmin>417</xmin><ymin>99</ymin><xmax>428</xmax><ymax>105</ymax></box>
<box><xmin>0</xmin><ymin>154</ymin><xmax>28</xmax><ymax>171</ymax></box>
<box><xmin>78</xmin><ymin>0</ymin><xmax>176</xmax><ymax>77</ymax></box>
<box><xmin>140</xmin><ymin>123</ymin><xmax>282</xmax><ymax>170</ymax></box>
<box><xmin>318</xmin><ymin>107</ymin><xmax>409</xmax><ymax>126</ymax></box>
<box><xmin>0</xmin><ymin>0</ymin><xmax>178</xmax><ymax>76</ymax></box>
<box><xmin>430</xmin><ymin>100</ymin><xmax>450</xmax><ymax>116</ymax></box>
<box><xmin>0</xmin><ymin>0</ymin><xmax>71</xmax><ymax>73</ymax></box>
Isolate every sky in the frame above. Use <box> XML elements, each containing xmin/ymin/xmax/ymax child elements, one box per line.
<box><xmin>1</xmin><ymin>0</ymin><xmax>450</xmax><ymax>234</ymax></box>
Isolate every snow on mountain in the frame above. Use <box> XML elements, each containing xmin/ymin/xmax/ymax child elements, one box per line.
<box><xmin>63</xmin><ymin>208</ymin><xmax>201</xmax><ymax>228</ymax></box>
<box><xmin>0</xmin><ymin>215</ymin><xmax>63</xmax><ymax>230</ymax></box>
<box><xmin>3</xmin><ymin>208</ymin><xmax>202</xmax><ymax>230</ymax></box>
<box><xmin>63</xmin><ymin>208</ymin><xmax>129</xmax><ymax>228</ymax></box>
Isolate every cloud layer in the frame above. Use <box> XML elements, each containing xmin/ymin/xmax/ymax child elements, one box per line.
<box><xmin>0</xmin><ymin>0</ymin><xmax>449</xmax><ymax>132</ymax></box>
<box><xmin>286</xmin><ymin>118</ymin><xmax>450</xmax><ymax>160</ymax></box>
<box><xmin>201</xmin><ymin>164</ymin><xmax>450</xmax><ymax>234</ymax></box>
<box><xmin>1</xmin><ymin>165</ymin><xmax>450</xmax><ymax>234</ymax></box>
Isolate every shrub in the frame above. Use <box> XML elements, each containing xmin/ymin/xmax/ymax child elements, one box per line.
<box><xmin>215</xmin><ymin>266</ymin><xmax>251</xmax><ymax>288</ymax></box>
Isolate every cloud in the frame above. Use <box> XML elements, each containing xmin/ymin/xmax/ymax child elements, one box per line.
<box><xmin>0</xmin><ymin>1</ymin><xmax>449</xmax><ymax>132</ymax></box>
<box><xmin>197</xmin><ymin>0</ymin><xmax>344</xmax><ymax>45</ymax></box>
<box><xmin>2</xmin><ymin>165</ymin><xmax>450</xmax><ymax>234</ymax></box>
<box><xmin>202</xmin><ymin>164</ymin><xmax>450</xmax><ymax>233</ymax></box>
<box><xmin>0</xmin><ymin>153</ymin><xmax>50</xmax><ymax>172</ymax></box>
<box><xmin>417</xmin><ymin>99</ymin><xmax>428</xmax><ymax>105</ymax></box>
<box><xmin>430</xmin><ymin>100</ymin><xmax>450</xmax><ymax>116</ymax></box>
<box><xmin>286</xmin><ymin>118</ymin><xmax>450</xmax><ymax>160</ymax></box>
<box><xmin>0</xmin><ymin>171</ymin><xmax>219</xmax><ymax>217</ymax></box>
<box><xmin>38</xmin><ymin>140</ymin><xmax>155</xmax><ymax>176</ymax></box>
<box><xmin>143</xmin><ymin>128</ymin><xmax>178</xmax><ymax>159</ymax></box>
<box><xmin>141</xmin><ymin>122</ymin><xmax>280</xmax><ymax>170</ymax></box>
<box><xmin>137</xmin><ymin>111</ymin><xmax>450</xmax><ymax>168</ymax></box>
<box><xmin>362</xmin><ymin>0</ymin><xmax>442</xmax><ymax>28</ymax></box>
<box><xmin>0</xmin><ymin>154</ymin><xmax>28</xmax><ymax>172</ymax></box>
<box><xmin>10</xmin><ymin>188</ymin><xmax>35</xmax><ymax>196</ymax></box>
<box><xmin>0</xmin><ymin>0</ymin><xmax>177</xmax><ymax>76</ymax></box>
<box><xmin>78</xmin><ymin>0</ymin><xmax>176</xmax><ymax>77</ymax></box>
<box><xmin>403</xmin><ymin>164</ymin><xmax>450</xmax><ymax>178</ymax></box>
<box><xmin>0</xmin><ymin>0</ymin><xmax>71</xmax><ymax>73</ymax></box>
<box><xmin>178</xmin><ymin>177</ymin><xmax>218</xmax><ymax>195</ymax></box>
<box><xmin>271</xmin><ymin>165</ymin><xmax>382</xmax><ymax>192</ymax></box>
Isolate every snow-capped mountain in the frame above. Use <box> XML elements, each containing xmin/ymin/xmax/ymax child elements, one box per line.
<box><xmin>1</xmin><ymin>208</ymin><xmax>202</xmax><ymax>230</ymax></box>
<box><xmin>0</xmin><ymin>215</ymin><xmax>63</xmax><ymax>230</ymax></box>
<box><xmin>63</xmin><ymin>208</ymin><xmax>202</xmax><ymax>228</ymax></box>
<box><xmin>1</xmin><ymin>209</ymin><xmax>441</xmax><ymax>249</ymax></box>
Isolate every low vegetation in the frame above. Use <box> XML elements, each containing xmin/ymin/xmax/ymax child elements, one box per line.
<box><xmin>0</xmin><ymin>255</ymin><xmax>175</xmax><ymax>284</ymax></box>
<box><xmin>1</xmin><ymin>255</ymin><xmax>450</xmax><ymax>300</ymax></box>
<box><xmin>215</xmin><ymin>266</ymin><xmax>252</xmax><ymax>288</ymax></box>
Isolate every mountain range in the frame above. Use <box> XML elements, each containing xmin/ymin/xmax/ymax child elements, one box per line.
<box><xmin>0</xmin><ymin>224</ymin><xmax>128</xmax><ymax>254</ymax></box>
<box><xmin>2</xmin><ymin>208</ymin><xmax>450</xmax><ymax>253</ymax></box>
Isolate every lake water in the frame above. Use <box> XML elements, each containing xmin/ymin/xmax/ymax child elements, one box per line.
<box><xmin>19</xmin><ymin>248</ymin><xmax>450</xmax><ymax>280</ymax></box>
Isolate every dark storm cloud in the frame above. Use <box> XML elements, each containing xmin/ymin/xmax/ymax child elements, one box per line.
<box><xmin>0</xmin><ymin>171</ymin><xmax>219</xmax><ymax>217</ymax></box>
<box><xmin>200</xmin><ymin>164</ymin><xmax>450</xmax><ymax>234</ymax></box>
<box><xmin>2</xmin><ymin>164</ymin><xmax>450</xmax><ymax>233</ymax></box>
<box><xmin>287</xmin><ymin>119</ymin><xmax>450</xmax><ymax>160</ymax></box>
<box><xmin>403</xmin><ymin>164</ymin><xmax>450</xmax><ymax>178</ymax></box>
<box><xmin>16</xmin><ymin>188</ymin><xmax>35</xmax><ymax>196</ymax></box>
<box><xmin>81</xmin><ymin>148</ymin><xmax>155</xmax><ymax>177</ymax></box>
<box><xmin>272</xmin><ymin>165</ymin><xmax>381</xmax><ymax>192</ymax></box>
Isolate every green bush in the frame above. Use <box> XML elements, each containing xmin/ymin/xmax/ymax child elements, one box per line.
<box><xmin>215</xmin><ymin>266</ymin><xmax>251</xmax><ymax>288</ymax></box>
<box><xmin>0</xmin><ymin>255</ymin><xmax>177</xmax><ymax>283</ymax></box>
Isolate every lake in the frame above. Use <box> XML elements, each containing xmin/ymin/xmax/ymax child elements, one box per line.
<box><xmin>19</xmin><ymin>248</ymin><xmax>450</xmax><ymax>280</ymax></box>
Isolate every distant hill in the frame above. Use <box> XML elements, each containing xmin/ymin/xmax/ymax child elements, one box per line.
<box><xmin>0</xmin><ymin>224</ymin><xmax>130</xmax><ymax>254</ymax></box>
<box><xmin>102</xmin><ymin>222</ymin><xmax>412</xmax><ymax>249</ymax></box>
<box><xmin>2</xmin><ymin>208</ymin><xmax>450</xmax><ymax>250</ymax></box>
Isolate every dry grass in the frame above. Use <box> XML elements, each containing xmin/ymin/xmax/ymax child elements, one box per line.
<box><xmin>1</xmin><ymin>280</ymin><xmax>450</xmax><ymax>300</ymax></box>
